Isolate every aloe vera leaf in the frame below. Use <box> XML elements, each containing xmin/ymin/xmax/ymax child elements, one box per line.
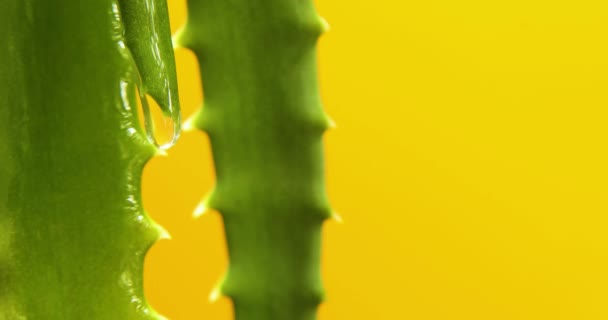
<box><xmin>0</xmin><ymin>1</ymin><xmax>177</xmax><ymax>319</ymax></box>
<box><xmin>178</xmin><ymin>1</ymin><xmax>333</xmax><ymax>319</ymax></box>
<box><xmin>119</xmin><ymin>0</ymin><xmax>180</xmax><ymax>118</ymax></box>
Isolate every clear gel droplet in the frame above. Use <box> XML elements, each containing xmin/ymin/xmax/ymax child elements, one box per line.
<box><xmin>134</xmin><ymin>86</ymin><xmax>181</xmax><ymax>151</ymax></box>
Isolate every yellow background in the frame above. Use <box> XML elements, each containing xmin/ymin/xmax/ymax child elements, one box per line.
<box><xmin>144</xmin><ymin>0</ymin><xmax>608</xmax><ymax>319</ymax></box>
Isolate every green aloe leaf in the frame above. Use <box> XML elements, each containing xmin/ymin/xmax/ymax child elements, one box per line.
<box><xmin>0</xmin><ymin>1</ymin><xmax>179</xmax><ymax>318</ymax></box>
<box><xmin>178</xmin><ymin>1</ymin><xmax>334</xmax><ymax>319</ymax></box>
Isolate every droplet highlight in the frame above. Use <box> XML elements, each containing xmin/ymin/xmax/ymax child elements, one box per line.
<box><xmin>135</xmin><ymin>85</ymin><xmax>181</xmax><ymax>151</ymax></box>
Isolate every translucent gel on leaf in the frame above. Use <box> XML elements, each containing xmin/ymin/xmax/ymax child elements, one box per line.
<box><xmin>119</xmin><ymin>0</ymin><xmax>181</xmax><ymax>150</ymax></box>
<box><xmin>137</xmin><ymin>87</ymin><xmax>181</xmax><ymax>151</ymax></box>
